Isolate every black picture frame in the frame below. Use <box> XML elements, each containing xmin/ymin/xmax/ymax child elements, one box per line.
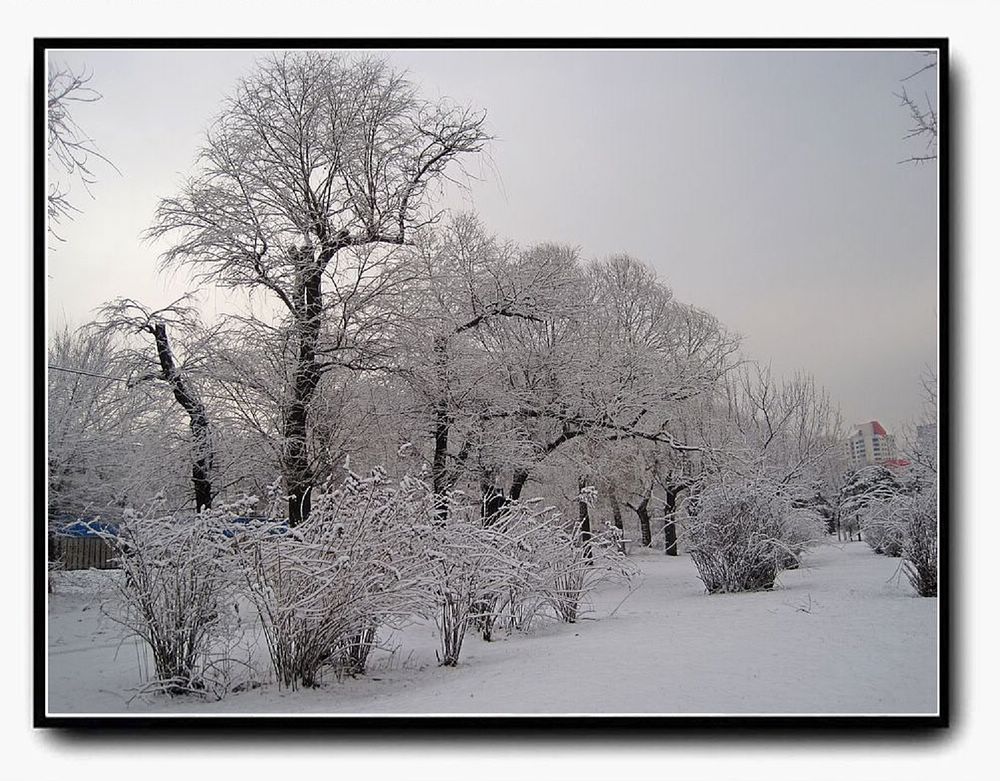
<box><xmin>34</xmin><ymin>36</ymin><xmax>951</xmax><ymax>734</ymax></box>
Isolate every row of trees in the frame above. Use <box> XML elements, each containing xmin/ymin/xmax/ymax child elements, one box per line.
<box><xmin>48</xmin><ymin>52</ymin><xmax>851</xmax><ymax>562</ymax></box>
<box><xmin>49</xmin><ymin>235</ymin><xmax>848</xmax><ymax>555</ymax></box>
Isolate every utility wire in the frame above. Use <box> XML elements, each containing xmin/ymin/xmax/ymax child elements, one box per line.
<box><xmin>47</xmin><ymin>364</ymin><xmax>130</xmax><ymax>383</ymax></box>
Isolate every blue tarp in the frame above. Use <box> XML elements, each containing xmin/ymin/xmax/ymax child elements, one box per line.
<box><xmin>52</xmin><ymin>519</ymin><xmax>119</xmax><ymax>538</ymax></box>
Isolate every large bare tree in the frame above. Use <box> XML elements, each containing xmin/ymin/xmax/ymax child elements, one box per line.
<box><xmin>147</xmin><ymin>52</ymin><xmax>489</xmax><ymax>524</ymax></box>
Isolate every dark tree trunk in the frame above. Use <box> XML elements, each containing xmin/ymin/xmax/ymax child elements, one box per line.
<box><xmin>608</xmin><ymin>484</ymin><xmax>626</xmax><ymax>554</ymax></box>
<box><xmin>663</xmin><ymin>484</ymin><xmax>682</xmax><ymax>556</ymax></box>
<box><xmin>430</xmin><ymin>334</ymin><xmax>451</xmax><ymax>521</ymax></box>
<box><xmin>481</xmin><ymin>476</ymin><xmax>506</xmax><ymax>525</ymax></box>
<box><xmin>284</xmin><ymin>398</ymin><xmax>312</xmax><ymax>526</ymax></box>
<box><xmin>509</xmin><ymin>469</ymin><xmax>530</xmax><ymax>502</ymax></box>
<box><xmin>663</xmin><ymin>518</ymin><xmax>677</xmax><ymax>556</ymax></box>
<box><xmin>634</xmin><ymin>495</ymin><xmax>652</xmax><ymax>547</ymax></box>
<box><xmin>431</xmin><ymin>407</ymin><xmax>449</xmax><ymax>520</ymax></box>
<box><xmin>151</xmin><ymin>323</ymin><xmax>213</xmax><ymax>512</ymax></box>
<box><xmin>283</xmin><ymin>256</ymin><xmax>324</xmax><ymax>526</ymax></box>
<box><xmin>578</xmin><ymin>476</ymin><xmax>593</xmax><ymax>561</ymax></box>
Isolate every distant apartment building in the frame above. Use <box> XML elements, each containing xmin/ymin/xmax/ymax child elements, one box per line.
<box><xmin>844</xmin><ymin>420</ymin><xmax>899</xmax><ymax>468</ymax></box>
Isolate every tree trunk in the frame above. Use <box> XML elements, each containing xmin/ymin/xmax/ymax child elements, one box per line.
<box><xmin>509</xmin><ymin>469</ymin><xmax>530</xmax><ymax>502</ymax></box>
<box><xmin>151</xmin><ymin>322</ymin><xmax>213</xmax><ymax>512</ymax></box>
<box><xmin>578</xmin><ymin>475</ymin><xmax>593</xmax><ymax>561</ymax></box>
<box><xmin>634</xmin><ymin>495</ymin><xmax>652</xmax><ymax>547</ymax></box>
<box><xmin>608</xmin><ymin>483</ymin><xmax>626</xmax><ymax>554</ymax></box>
<box><xmin>508</xmin><ymin>426</ymin><xmax>581</xmax><ymax>503</ymax></box>
<box><xmin>284</xmin><ymin>397</ymin><xmax>312</xmax><ymax>526</ymax></box>
<box><xmin>663</xmin><ymin>484</ymin><xmax>682</xmax><ymax>556</ymax></box>
<box><xmin>481</xmin><ymin>475</ymin><xmax>506</xmax><ymax>525</ymax></box>
<box><xmin>430</xmin><ymin>334</ymin><xmax>451</xmax><ymax>520</ymax></box>
<box><xmin>663</xmin><ymin>518</ymin><xmax>677</xmax><ymax>556</ymax></box>
<box><xmin>283</xmin><ymin>255</ymin><xmax>324</xmax><ymax>526</ymax></box>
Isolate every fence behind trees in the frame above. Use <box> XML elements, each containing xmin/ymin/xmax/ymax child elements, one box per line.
<box><xmin>49</xmin><ymin>535</ymin><xmax>117</xmax><ymax>570</ymax></box>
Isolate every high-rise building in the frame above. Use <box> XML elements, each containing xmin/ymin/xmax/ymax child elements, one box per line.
<box><xmin>844</xmin><ymin>421</ymin><xmax>898</xmax><ymax>468</ymax></box>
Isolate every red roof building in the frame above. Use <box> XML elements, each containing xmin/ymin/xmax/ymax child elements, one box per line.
<box><xmin>844</xmin><ymin>420</ymin><xmax>899</xmax><ymax>468</ymax></box>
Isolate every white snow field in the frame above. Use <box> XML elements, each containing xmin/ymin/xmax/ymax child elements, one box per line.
<box><xmin>46</xmin><ymin>541</ymin><xmax>938</xmax><ymax>716</ymax></box>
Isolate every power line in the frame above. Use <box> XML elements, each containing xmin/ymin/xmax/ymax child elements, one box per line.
<box><xmin>47</xmin><ymin>364</ymin><xmax>130</xmax><ymax>383</ymax></box>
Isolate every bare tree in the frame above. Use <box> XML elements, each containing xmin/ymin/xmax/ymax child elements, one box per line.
<box><xmin>393</xmin><ymin>215</ymin><xmax>581</xmax><ymax>518</ymax></box>
<box><xmin>47</xmin><ymin>62</ymin><xmax>117</xmax><ymax>239</ymax></box>
<box><xmin>471</xmin><ymin>253</ymin><xmax>737</xmax><ymax>522</ymax></box>
<box><xmin>899</xmin><ymin>367</ymin><xmax>938</xmax><ymax>478</ymax></box>
<box><xmin>96</xmin><ymin>298</ymin><xmax>216</xmax><ymax>512</ymax></box>
<box><xmin>710</xmin><ymin>364</ymin><xmax>844</xmax><ymax>508</ymax></box>
<box><xmin>147</xmin><ymin>52</ymin><xmax>489</xmax><ymax>524</ymax></box>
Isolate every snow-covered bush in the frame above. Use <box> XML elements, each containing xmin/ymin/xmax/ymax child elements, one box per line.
<box><xmin>860</xmin><ymin>499</ymin><xmax>906</xmax><ymax>556</ymax></box>
<box><xmin>859</xmin><ymin>482</ymin><xmax>937</xmax><ymax>592</ymax></box>
<box><xmin>417</xmin><ymin>510</ymin><xmax>521</xmax><ymax>666</ymax></box>
<box><xmin>95</xmin><ymin>506</ymin><xmax>233</xmax><ymax>695</ymax></box>
<box><xmin>339</xmin><ymin>625</ymin><xmax>379</xmax><ymax>677</ymax></box>
<box><xmin>229</xmin><ymin>470</ymin><xmax>434</xmax><ymax>689</ymax></box>
<box><xmin>780</xmin><ymin>507</ymin><xmax>829</xmax><ymax>568</ymax></box>
<box><xmin>491</xmin><ymin>501</ymin><xmax>633</xmax><ymax>631</ymax></box>
<box><xmin>541</xmin><ymin>520</ymin><xmax>633</xmax><ymax>624</ymax></box>
<box><xmin>685</xmin><ymin>479</ymin><xmax>823</xmax><ymax>593</ymax></box>
<box><xmin>421</xmin><ymin>497</ymin><xmax>635</xmax><ymax>664</ymax></box>
<box><xmin>901</xmin><ymin>486</ymin><xmax>938</xmax><ymax>597</ymax></box>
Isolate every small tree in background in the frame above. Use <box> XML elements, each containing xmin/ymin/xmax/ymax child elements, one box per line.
<box><xmin>838</xmin><ymin>465</ymin><xmax>901</xmax><ymax>543</ymax></box>
<box><xmin>792</xmin><ymin>482</ymin><xmax>836</xmax><ymax>535</ymax></box>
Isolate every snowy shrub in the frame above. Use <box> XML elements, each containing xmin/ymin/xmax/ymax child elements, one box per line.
<box><xmin>417</xmin><ymin>496</ymin><xmax>635</xmax><ymax>664</ymax></box>
<box><xmin>542</xmin><ymin>521</ymin><xmax>634</xmax><ymax>624</ymax></box>
<box><xmin>47</xmin><ymin>557</ymin><xmax>64</xmax><ymax>594</ymax></box>
<box><xmin>95</xmin><ymin>506</ymin><xmax>233</xmax><ymax>695</ymax></box>
<box><xmin>229</xmin><ymin>471</ymin><xmax>434</xmax><ymax>689</ymax></box>
<box><xmin>417</xmin><ymin>511</ymin><xmax>520</xmax><ymax>666</ymax></box>
<box><xmin>901</xmin><ymin>487</ymin><xmax>938</xmax><ymax>597</ymax></box>
<box><xmin>491</xmin><ymin>502</ymin><xmax>633</xmax><ymax>631</ymax></box>
<box><xmin>685</xmin><ymin>479</ymin><xmax>822</xmax><ymax>593</ymax></box>
<box><xmin>860</xmin><ymin>499</ymin><xmax>907</xmax><ymax>556</ymax></box>
<box><xmin>339</xmin><ymin>625</ymin><xmax>379</xmax><ymax>677</ymax></box>
<box><xmin>780</xmin><ymin>507</ymin><xmax>829</xmax><ymax>568</ymax></box>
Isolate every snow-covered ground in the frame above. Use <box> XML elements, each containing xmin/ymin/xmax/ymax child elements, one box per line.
<box><xmin>46</xmin><ymin>541</ymin><xmax>937</xmax><ymax>716</ymax></box>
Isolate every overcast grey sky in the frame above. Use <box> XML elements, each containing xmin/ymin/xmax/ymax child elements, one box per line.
<box><xmin>45</xmin><ymin>47</ymin><xmax>939</xmax><ymax>434</ymax></box>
